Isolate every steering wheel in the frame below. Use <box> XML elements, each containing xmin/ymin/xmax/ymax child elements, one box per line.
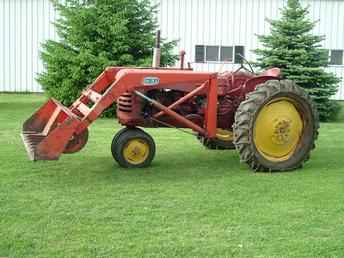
<box><xmin>233</xmin><ymin>54</ymin><xmax>255</xmax><ymax>74</ymax></box>
<box><xmin>231</xmin><ymin>54</ymin><xmax>255</xmax><ymax>86</ymax></box>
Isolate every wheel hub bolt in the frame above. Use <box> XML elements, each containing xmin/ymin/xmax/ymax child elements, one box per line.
<box><xmin>272</xmin><ymin>118</ymin><xmax>292</xmax><ymax>145</ymax></box>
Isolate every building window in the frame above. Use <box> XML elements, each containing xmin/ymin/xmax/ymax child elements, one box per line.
<box><xmin>220</xmin><ymin>46</ymin><xmax>233</xmax><ymax>62</ymax></box>
<box><xmin>329</xmin><ymin>50</ymin><xmax>343</xmax><ymax>65</ymax></box>
<box><xmin>195</xmin><ymin>45</ymin><xmax>245</xmax><ymax>63</ymax></box>
<box><xmin>234</xmin><ymin>46</ymin><xmax>245</xmax><ymax>64</ymax></box>
<box><xmin>195</xmin><ymin>45</ymin><xmax>205</xmax><ymax>63</ymax></box>
<box><xmin>206</xmin><ymin>46</ymin><xmax>219</xmax><ymax>62</ymax></box>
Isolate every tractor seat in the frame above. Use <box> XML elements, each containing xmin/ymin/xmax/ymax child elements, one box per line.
<box><xmin>260</xmin><ymin>68</ymin><xmax>281</xmax><ymax>77</ymax></box>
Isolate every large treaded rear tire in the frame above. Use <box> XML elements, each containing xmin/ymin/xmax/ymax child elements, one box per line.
<box><xmin>233</xmin><ymin>80</ymin><xmax>319</xmax><ymax>172</ymax></box>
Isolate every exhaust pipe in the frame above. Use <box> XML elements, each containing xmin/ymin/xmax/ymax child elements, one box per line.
<box><xmin>152</xmin><ymin>30</ymin><xmax>161</xmax><ymax>68</ymax></box>
<box><xmin>180</xmin><ymin>50</ymin><xmax>185</xmax><ymax>70</ymax></box>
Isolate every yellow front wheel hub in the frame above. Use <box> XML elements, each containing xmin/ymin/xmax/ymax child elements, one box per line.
<box><xmin>123</xmin><ymin>138</ymin><xmax>150</xmax><ymax>165</ymax></box>
<box><xmin>253</xmin><ymin>98</ymin><xmax>303</xmax><ymax>162</ymax></box>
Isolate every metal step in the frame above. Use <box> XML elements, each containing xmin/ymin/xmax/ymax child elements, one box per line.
<box><xmin>83</xmin><ymin>89</ymin><xmax>102</xmax><ymax>103</ymax></box>
<box><xmin>21</xmin><ymin>132</ymin><xmax>46</xmax><ymax>161</ymax></box>
<box><xmin>77</xmin><ymin>102</ymin><xmax>91</xmax><ymax>116</ymax></box>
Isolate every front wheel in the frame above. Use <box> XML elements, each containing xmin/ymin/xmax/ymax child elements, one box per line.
<box><xmin>111</xmin><ymin>127</ymin><xmax>156</xmax><ymax>168</ymax></box>
<box><xmin>233</xmin><ymin>80</ymin><xmax>319</xmax><ymax>172</ymax></box>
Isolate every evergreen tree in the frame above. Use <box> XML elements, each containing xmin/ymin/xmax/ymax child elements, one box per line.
<box><xmin>37</xmin><ymin>0</ymin><xmax>177</xmax><ymax>116</ymax></box>
<box><xmin>255</xmin><ymin>0</ymin><xmax>340</xmax><ymax>121</ymax></box>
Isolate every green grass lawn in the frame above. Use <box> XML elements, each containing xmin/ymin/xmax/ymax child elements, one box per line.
<box><xmin>1</xmin><ymin>94</ymin><xmax>344</xmax><ymax>258</ymax></box>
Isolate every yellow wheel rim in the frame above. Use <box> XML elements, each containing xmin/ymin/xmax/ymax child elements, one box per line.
<box><xmin>253</xmin><ymin>97</ymin><xmax>304</xmax><ymax>162</ymax></box>
<box><xmin>123</xmin><ymin>138</ymin><xmax>150</xmax><ymax>165</ymax></box>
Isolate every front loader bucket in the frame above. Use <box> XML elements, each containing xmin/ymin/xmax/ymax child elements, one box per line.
<box><xmin>21</xmin><ymin>98</ymin><xmax>81</xmax><ymax>161</ymax></box>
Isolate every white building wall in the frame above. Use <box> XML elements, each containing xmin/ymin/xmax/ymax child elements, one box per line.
<box><xmin>0</xmin><ymin>0</ymin><xmax>343</xmax><ymax>99</ymax></box>
<box><xmin>0</xmin><ymin>0</ymin><xmax>57</xmax><ymax>92</ymax></box>
<box><xmin>153</xmin><ymin>0</ymin><xmax>344</xmax><ymax>99</ymax></box>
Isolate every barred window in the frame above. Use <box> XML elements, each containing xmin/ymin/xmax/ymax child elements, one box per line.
<box><xmin>329</xmin><ymin>50</ymin><xmax>343</xmax><ymax>65</ymax></box>
<box><xmin>220</xmin><ymin>46</ymin><xmax>233</xmax><ymax>62</ymax></box>
<box><xmin>195</xmin><ymin>45</ymin><xmax>245</xmax><ymax>63</ymax></box>
<box><xmin>195</xmin><ymin>45</ymin><xmax>205</xmax><ymax>63</ymax></box>
<box><xmin>206</xmin><ymin>46</ymin><xmax>219</xmax><ymax>62</ymax></box>
<box><xmin>234</xmin><ymin>46</ymin><xmax>245</xmax><ymax>64</ymax></box>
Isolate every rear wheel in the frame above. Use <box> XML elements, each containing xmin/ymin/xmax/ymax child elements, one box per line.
<box><xmin>111</xmin><ymin>128</ymin><xmax>155</xmax><ymax>168</ymax></box>
<box><xmin>233</xmin><ymin>80</ymin><xmax>319</xmax><ymax>172</ymax></box>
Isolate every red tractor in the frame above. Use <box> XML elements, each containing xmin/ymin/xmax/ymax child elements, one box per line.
<box><xmin>22</xmin><ymin>36</ymin><xmax>319</xmax><ymax>172</ymax></box>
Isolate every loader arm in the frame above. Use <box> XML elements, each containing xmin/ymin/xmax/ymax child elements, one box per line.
<box><xmin>22</xmin><ymin>68</ymin><xmax>218</xmax><ymax>161</ymax></box>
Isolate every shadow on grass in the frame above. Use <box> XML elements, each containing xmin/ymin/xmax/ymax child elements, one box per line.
<box><xmin>13</xmin><ymin>124</ymin><xmax>342</xmax><ymax>191</ymax></box>
<box><xmin>30</xmin><ymin>149</ymin><xmax>248</xmax><ymax>187</ymax></box>
<box><xmin>18</xmin><ymin>146</ymin><xmax>328</xmax><ymax>186</ymax></box>
<box><xmin>44</xmin><ymin>148</ymin><xmax>321</xmax><ymax>189</ymax></box>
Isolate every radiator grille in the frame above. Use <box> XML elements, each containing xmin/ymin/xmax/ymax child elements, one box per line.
<box><xmin>118</xmin><ymin>93</ymin><xmax>133</xmax><ymax>112</ymax></box>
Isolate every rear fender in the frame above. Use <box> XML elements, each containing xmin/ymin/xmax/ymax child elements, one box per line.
<box><xmin>242</xmin><ymin>76</ymin><xmax>279</xmax><ymax>96</ymax></box>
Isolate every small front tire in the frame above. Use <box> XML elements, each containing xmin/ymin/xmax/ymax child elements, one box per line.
<box><xmin>111</xmin><ymin>128</ymin><xmax>156</xmax><ymax>168</ymax></box>
<box><xmin>111</xmin><ymin>127</ymin><xmax>132</xmax><ymax>162</ymax></box>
